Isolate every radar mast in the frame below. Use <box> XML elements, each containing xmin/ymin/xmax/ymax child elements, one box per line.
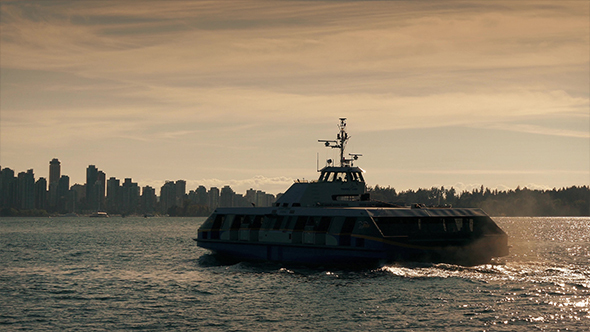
<box><xmin>318</xmin><ymin>118</ymin><xmax>361</xmax><ymax>167</ymax></box>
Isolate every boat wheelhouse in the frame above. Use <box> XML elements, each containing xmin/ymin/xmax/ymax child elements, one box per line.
<box><xmin>196</xmin><ymin>118</ymin><xmax>509</xmax><ymax>266</ymax></box>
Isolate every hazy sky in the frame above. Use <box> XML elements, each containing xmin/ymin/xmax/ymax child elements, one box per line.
<box><xmin>1</xmin><ymin>1</ymin><xmax>589</xmax><ymax>195</ymax></box>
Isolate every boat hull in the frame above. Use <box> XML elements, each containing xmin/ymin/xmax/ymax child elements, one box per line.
<box><xmin>196</xmin><ymin>233</ymin><xmax>507</xmax><ymax>267</ymax></box>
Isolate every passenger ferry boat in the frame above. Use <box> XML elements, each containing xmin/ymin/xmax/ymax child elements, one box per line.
<box><xmin>196</xmin><ymin>118</ymin><xmax>509</xmax><ymax>266</ymax></box>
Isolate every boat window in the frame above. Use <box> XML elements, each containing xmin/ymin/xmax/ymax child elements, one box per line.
<box><xmin>341</xmin><ymin>217</ymin><xmax>356</xmax><ymax>234</ymax></box>
<box><xmin>326</xmin><ymin>172</ymin><xmax>336</xmax><ymax>182</ymax></box>
<box><xmin>212</xmin><ymin>214</ymin><xmax>225</xmax><ymax>230</ymax></box>
<box><xmin>317</xmin><ymin>217</ymin><xmax>332</xmax><ymax>232</ymax></box>
<box><xmin>345</xmin><ymin>172</ymin><xmax>352</xmax><ymax>182</ymax></box>
<box><xmin>251</xmin><ymin>215</ymin><xmax>263</xmax><ymax>229</ymax></box>
<box><xmin>319</xmin><ymin>171</ymin><xmax>331</xmax><ymax>182</ymax></box>
<box><xmin>444</xmin><ymin>218</ymin><xmax>459</xmax><ymax>232</ymax></box>
<box><xmin>261</xmin><ymin>216</ymin><xmax>275</xmax><ymax>229</ymax></box>
<box><xmin>294</xmin><ymin>216</ymin><xmax>307</xmax><ymax>231</ymax></box>
<box><xmin>273</xmin><ymin>216</ymin><xmax>284</xmax><ymax>230</ymax></box>
<box><xmin>230</xmin><ymin>215</ymin><xmax>242</xmax><ymax>230</ymax></box>
<box><xmin>374</xmin><ymin>217</ymin><xmax>420</xmax><ymax>236</ymax></box>
<box><xmin>284</xmin><ymin>216</ymin><xmax>295</xmax><ymax>229</ymax></box>
<box><xmin>334</xmin><ymin>195</ymin><xmax>359</xmax><ymax>201</ymax></box>
<box><xmin>455</xmin><ymin>218</ymin><xmax>463</xmax><ymax>231</ymax></box>
<box><xmin>421</xmin><ymin>218</ymin><xmax>446</xmax><ymax>233</ymax></box>
<box><xmin>241</xmin><ymin>215</ymin><xmax>251</xmax><ymax>225</ymax></box>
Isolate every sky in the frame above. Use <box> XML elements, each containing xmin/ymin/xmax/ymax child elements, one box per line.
<box><xmin>1</xmin><ymin>1</ymin><xmax>589</xmax><ymax>195</ymax></box>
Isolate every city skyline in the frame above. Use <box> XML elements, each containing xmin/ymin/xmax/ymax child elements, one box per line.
<box><xmin>0</xmin><ymin>158</ymin><xmax>278</xmax><ymax>215</ymax></box>
<box><xmin>1</xmin><ymin>1</ymin><xmax>589</xmax><ymax>194</ymax></box>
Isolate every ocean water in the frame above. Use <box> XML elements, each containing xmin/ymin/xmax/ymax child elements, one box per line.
<box><xmin>1</xmin><ymin>216</ymin><xmax>588</xmax><ymax>331</ymax></box>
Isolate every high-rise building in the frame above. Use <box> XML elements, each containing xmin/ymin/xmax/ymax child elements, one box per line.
<box><xmin>196</xmin><ymin>186</ymin><xmax>208</xmax><ymax>206</ymax></box>
<box><xmin>245</xmin><ymin>188</ymin><xmax>256</xmax><ymax>205</ymax></box>
<box><xmin>175</xmin><ymin>180</ymin><xmax>186</xmax><ymax>207</ymax></box>
<box><xmin>208</xmin><ymin>187</ymin><xmax>220</xmax><ymax>210</ymax></box>
<box><xmin>17</xmin><ymin>170</ymin><xmax>35</xmax><ymax>210</ymax></box>
<box><xmin>70</xmin><ymin>184</ymin><xmax>85</xmax><ymax>213</ymax></box>
<box><xmin>34</xmin><ymin>177</ymin><xmax>47</xmax><ymax>210</ymax></box>
<box><xmin>49</xmin><ymin>159</ymin><xmax>60</xmax><ymax>185</ymax></box>
<box><xmin>85</xmin><ymin>165</ymin><xmax>105</xmax><ymax>211</ymax></box>
<box><xmin>220</xmin><ymin>185</ymin><xmax>234</xmax><ymax>207</ymax></box>
<box><xmin>48</xmin><ymin>158</ymin><xmax>61</xmax><ymax>210</ymax></box>
<box><xmin>97</xmin><ymin>171</ymin><xmax>106</xmax><ymax>210</ymax></box>
<box><xmin>57</xmin><ymin>175</ymin><xmax>70</xmax><ymax>212</ymax></box>
<box><xmin>121</xmin><ymin>178</ymin><xmax>139</xmax><ymax>214</ymax></box>
<box><xmin>160</xmin><ymin>181</ymin><xmax>177</xmax><ymax>214</ymax></box>
<box><xmin>86</xmin><ymin>165</ymin><xmax>98</xmax><ymax>210</ymax></box>
<box><xmin>0</xmin><ymin>167</ymin><xmax>17</xmax><ymax>209</ymax></box>
<box><xmin>141</xmin><ymin>186</ymin><xmax>157</xmax><ymax>214</ymax></box>
<box><xmin>106</xmin><ymin>177</ymin><xmax>121</xmax><ymax>213</ymax></box>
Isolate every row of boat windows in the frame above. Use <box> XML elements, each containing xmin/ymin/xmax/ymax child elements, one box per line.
<box><xmin>208</xmin><ymin>214</ymin><xmax>482</xmax><ymax>235</ymax></box>
<box><xmin>211</xmin><ymin>214</ymin><xmax>355</xmax><ymax>233</ymax></box>
<box><xmin>374</xmin><ymin>217</ymin><xmax>480</xmax><ymax>236</ymax></box>
<box><xmin>318</xmin><ymin>171</ymin><xmax>364</xmax><ymax>183</ymax></box>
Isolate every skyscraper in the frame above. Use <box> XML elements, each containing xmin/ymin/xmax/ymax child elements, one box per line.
<box><xmin>48</xmin><ymin>158</ymin><xmax>60</xmax><ymax>210</ymax></box>
<box><xmin>85</xmin><ymin>165</ymin><xmax>105</xmax><ymax>211</ymax></box>
<box><xmin>57</xmin><ymin>175</ymin><xmax>70</xmax><ymax>212</ymax></box>
<box><xmin>17</xmin><ymin>170</ymin><xmax>35</xmax><ymax>210</ymax></box>
<box><xmin>208</xmin><ymin>187</ymin><xmax>220</xmax><ymax>210</ymax></box>
<box><xmin>220</xmin><ymin>185</ymin><xmax>234</xmax><ymax>207</ymax></box>
<box><xmin>175</xmin><ymin>180</ymin><xmax>186</xmax><ymax>207</ymax></box>
<box><xmin>49</xmin><ymin>159</ymin><xmax>60</xmax><ymax>185</ymax></box>
<box><xmin>35</xmin><ymin>177</ymin><xmax>47</xmax><ymax>210</ymax></box>
<box><xmin>86</xmin><ymin>165</ymin><xmax>98</xmax><ymax>210</ymax></box>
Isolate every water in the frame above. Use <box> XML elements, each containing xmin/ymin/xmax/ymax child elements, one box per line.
<box><xmin>1</xmin><ymin>217</ymin><xmax>588</xmax><ymax>331</ymax></box>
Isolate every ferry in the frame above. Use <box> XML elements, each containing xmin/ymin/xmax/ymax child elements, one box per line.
<box><xmin>195</xmin><ymin>118</ymin><xmax>509</xmax><ymax>266</ymax></box>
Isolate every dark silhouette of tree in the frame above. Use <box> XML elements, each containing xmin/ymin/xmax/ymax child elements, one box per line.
<box><xmin>368</xmin><ymin>185</ymin><xmax>589</xmax><ymax>216</ymax></box>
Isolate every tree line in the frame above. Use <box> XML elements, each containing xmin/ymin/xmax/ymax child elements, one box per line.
<box><xmin>368</xmin><ymin>185</ymin><xmax>590</xmax><ymax>216</ymax></box>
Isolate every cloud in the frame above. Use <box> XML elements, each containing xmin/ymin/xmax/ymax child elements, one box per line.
<box><xmin>1</xmin><ymin>1</ymin><xmax>588</xmax><ymax>191</ymax></box>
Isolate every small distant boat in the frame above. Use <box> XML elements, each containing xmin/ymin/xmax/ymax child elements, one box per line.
<box><xmin>89</xmin><ymin>211</ymin><xmax>109</xmax><ymax>218</ymax></box>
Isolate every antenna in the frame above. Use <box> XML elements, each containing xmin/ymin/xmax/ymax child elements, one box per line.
<box><xmin>318</xmin><ymin>118</ymin><xmax>361</xmax><ymax>167</ymax></box>
<box><xmin>316</xmin><ymin>152</ymin><xmax>319</xmax><ymax>172</ymax></box>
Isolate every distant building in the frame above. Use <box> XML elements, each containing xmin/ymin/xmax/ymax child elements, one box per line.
<box><xmin>175</xmin><ymin>180</ymin><xmax>186</xmax><ymax>207</ymax></box>
<box><xmin>70</xmin><ymin>184</ymin><xmax>85</xmax><ymax>213</ymax></box>
<box><xmin>0</xmin><ymin>167</ymin><xmax>17</xmax><ymax>209</ymax></box>
<box><xmin>245</xmin><ymin>188</ymin><xmax>256</xmax><ymax>205</ymax></box>
<box><xmin>86</xmin><ymin>165</ymin><xmax>106</xmax><ymax>211</ymax></box>
<box><xmin>48</xmin><ymin>159</ymin><xmax>60</xmax><ymax>210</ymax></box>
<box><xmin>35</xmin><ymin>177</ymin><xmax>47</xmax><ymax>210</ymax></box>
<box><xmin>208</xmin><ymin>187</ymin><xmax>220</xmax><ymax>210</ymax></box>
<box><xmin>106</xmin><ymin>177</ymin><xmax>121</xmax><ymax>213</ymax></box>
<box><xmin>121</xmin><ymin>178</ymin><xmax>139</xmax><ymax>214</ymax></box>
<box><xmin>160</xmin><ymin>181</ymin><xmax>177</xmax><ymax>214</ymax></box>
<box><xmin>49</xmin><ymin>159</ymin><xmax>61</xmax><ymax>185</ymax></box>
<box><xmin>17</xmin><ymin>170</ymin><xmax>35</xmax><ymax>210</ymax></box>
<box><xmin>255</xmin><ymin>190</ymin><xmax>276</xmax><ymax>207</ymax></box>
<box><xmin>57</xmin><ymin>175</ymin><xmax>70</xmax><ymax>213</ymax></box>
<box><xmin>97</xmin><ymin>171</ymin><xmax>106</xmax><ymax>210</ymax></box>
<box><xmin>141</xmin><ymin>186</ymin><xmax>157</xmax><ymax>214</ymax></box>
<box><xmin>220</xmin><ymin>185</ymin><xmax>234</xmax><ymax>207</ymax></box>
<box><xmin>86</xmin><ymin>165</ymin><xmax>98</xmax><ymax>210</ymax></box>
<box><xmin>196</xmin><ymin>185</ymin><xmax>208</xmax><ymax>206</ymax></box>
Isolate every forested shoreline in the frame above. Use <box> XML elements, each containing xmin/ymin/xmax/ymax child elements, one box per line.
<box><xmin>368</xmin><ymin>185</ymin><xmax>590</xmax><ymax>216</ymax></box>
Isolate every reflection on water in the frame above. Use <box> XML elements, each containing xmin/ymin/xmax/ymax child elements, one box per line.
<box><xmin>0</xmin><ymin>216</ymin><xmax>588</xmax><ymax>331</ymax></box>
